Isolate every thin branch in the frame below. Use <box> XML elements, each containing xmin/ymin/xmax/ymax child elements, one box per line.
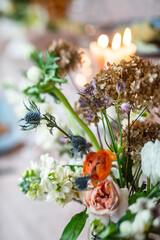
<box><xmin>96</xmin><ymin>124</ymin><xmax>103</xmax><ymax>149</ymax></box>
<box><xmin>129</xmin><ymin>162</ymin><xmax>141</xmax><ymax>197</ymax></box>
<box><xmin>126</xmin><ymin>111</ymin><xmax>131</xmax><ymax>189</ymax></box>
<box><xmin>130</xmin><ymin>106</ymin><xmax>148</xmax><ymax>128</ymax></box>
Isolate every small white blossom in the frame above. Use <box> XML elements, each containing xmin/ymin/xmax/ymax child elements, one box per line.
<box><xmin>27</xmin><ymin>66</ymin><xmax>44</xmax><ymax>82</ymax></box>
<box><xmin>129</xmin><ymin>198</ymin><xmax>155</xmax><ymax>214</ymax></box>
<box><xmin>40</xmin><ymin>154</ymin><xmax>82</xmax><ymax>206</ymax></box>
<box><xmin>141</xmin><ymin>139</ymin><xmax>160</xmax><ymax>184</ymax></box>
<box><xmin>153</xmin><ymin>217</ymin><xmax>160</xmax><ymax>227</ymax></box>
<box><xmin>19</xmin><ymin>154</ymin><xmax>83</xmax><ymax>206</ymax></box>
<box><xmin>120</xmin><ymin>221</ymin><xmax>132</xmax><ymax>237</ymax></box>
<box><xmin>132</xmin><ymin>209</ymin><xmax>152</xmax><ymax>234</ymax></box>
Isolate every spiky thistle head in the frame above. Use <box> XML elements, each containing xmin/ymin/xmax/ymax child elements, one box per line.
<box><xmin>20</xmin><ymin>101</ymin><xmax>42</xmax><ymax>130</ymax></box>
<box><xmin>75</xmin><ymin>175</ymin><xmax>90</xmax><ymax>191</ymax></box>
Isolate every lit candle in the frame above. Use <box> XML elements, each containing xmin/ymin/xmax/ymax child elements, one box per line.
<box><xmin>105</xmin><ymin>28</ymin><xmax>137</xmax><ymax>65</ymax></box>
<box><xmin>70</xmin><ymin>49</ymin><xmax>92</xmax><ymax>90</ymax></box>
<box><xmin>89</xmin><ymin>34</ymin><xmax>109</xmax><ymax>69</ymax></box>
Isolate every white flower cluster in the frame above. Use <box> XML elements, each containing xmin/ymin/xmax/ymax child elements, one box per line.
<box><xmin>19</xmin><ymin>154</ymin><xmax>83</xmax><ymax>207</ymax></box>
<box><xmin>120</xmin><ymin>198</ymin><xmax>156</xmax><ymax>240</ymax></box>
<box><xmin>141</xmin><ymin>139</ymin><xmax>160</xmax><ymax>184</ymax></box>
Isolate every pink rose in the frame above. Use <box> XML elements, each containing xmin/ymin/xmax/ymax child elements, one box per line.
<box><xmin>80</xmin><ymin>177</ymin><xmax>128</xmax><ymax>224</ymax></box>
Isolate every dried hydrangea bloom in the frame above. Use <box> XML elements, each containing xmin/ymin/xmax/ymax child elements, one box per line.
<box><xmin>76</xmin><ymin>56</ymin><xmax>160</xmax><ymax>124</ymax></box>
<box><xmin>120</xmin><ymin>120</ymin><xmax>160</xmax><ymax>161</ymax></box>
<box><xmin>48</xmin><ymin>39</ymin><xmax>83</xmax><ymax>76</ymax></box>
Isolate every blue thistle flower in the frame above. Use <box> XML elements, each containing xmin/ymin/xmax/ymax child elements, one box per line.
<box><xmin>20</xmin><ymin>101</ymin><xmax>42</xmax><ymax>130</ymax></box>
<box><xmin>75</xmin><ymin>176</ymin><xmax>90</xmax><ymax>191</ymax></box>
<box><xmin>65</xmin><ymin>129</ymin><xmax>91</xmax><ymax>157</ymax></box>
<box><xmin>70</xmin><ymin>135</ymin><xmax>87</xmax><ymax>156</ymax></box>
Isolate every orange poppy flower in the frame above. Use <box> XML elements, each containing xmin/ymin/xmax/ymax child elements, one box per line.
<box><xmin>83</xmin><ymin>150</ymin><xmax>116</xmax><ymax>182</ymax></box>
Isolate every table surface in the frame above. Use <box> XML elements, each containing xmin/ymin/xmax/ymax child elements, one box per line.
<box><xmin>0</xmin><ymin>16</ymin><xmax>160</xmax><ymax>240</ymax></box>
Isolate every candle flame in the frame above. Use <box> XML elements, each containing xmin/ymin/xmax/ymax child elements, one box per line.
<box><xmin>97</xmin><ymin>34</ymin><xmax>109</xmax><ymax>49</ymax></box>
<box><xmin>112</xmin><ymin>33</ymin><xmax>121</xmax><ymax>50</ymax></box>
<box><xmin>123</xmin><ymin>28</ymin><xmax>131</xmax><ymax>46</ymax></box>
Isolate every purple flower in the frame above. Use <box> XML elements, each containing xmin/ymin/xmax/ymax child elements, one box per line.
<box><xmin>92</xmin><ymin>80</ymin><xmax>97</xmax><ymax>94</ymax></box>
<box><xmin>116</xmin><ymin>82</ymin><xmax>126</xmax><ymax>94</ymax></box>
<box><xmin>80</xmin><ymin>83</ymin><xmax>96</xmax><ymax>98</ymax></box>
<box><xmin>86</xmin><ymin>110</ymin><xmax>95</xmax><ymax>121</ymax></box>
<box><xmin>91</xmin><ymin>98</ymin><xmax>103</xmax><ymax>109</ymax></box>
<box><xmin>104</xmin><ymin>95</ymin><xmax>113</xmax><ymax>106</ymax></box>
<box><xmin>79</xmin><ymin>97</ymin><xmax>89</xmax><ymax>108</ymax></box>
<box><xmin>121</xmin><ymin>102</ymin><xmax>130</xmax><ymax>114</ymax></box>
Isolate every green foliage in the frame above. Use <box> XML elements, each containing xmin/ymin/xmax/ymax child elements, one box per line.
<box><xmin>18</xmin><ymin>169</ymin><xmax>40</xmax><ymax>196</ymax></box>
<box><xmin>117</xmin><ymin>210</ymin><xmax>135</xmax><ymax>225</ymax></box>
<box><xmin>24</xmin><ymin>51</ymin><xmax>67</xmax><ymax>102</ymax></box>
<box><xmin>120</xmin><ymin>154</ymin><xmax>133</xmax><ymax>184</ymax></box>
<box><xmin>129</xmin><ymin>192</ymin><xmax>146</xmax><ymax>205</ymax></box>
<box><xmin>98</xmin><ymin>222</ymin><xmax>117</xmax><ymax>239</ymax></box>
<box><xmin>90</xmin><ymin>211</ymin><xmax>137</xmax><ymax>240</ymax></box>
<box><xmin>62</xmin><ymin>165</ymin><xmax>83</xmax><ymax>172</ymax></box>
<box><xmin>90</xmin><ymin>219</ymin><xmax>106</xmax><ymax>235</ymax></box>
<box><xmin>60</xmin><ymin>208</ymin><xmax>88</xmax><ymax>240</ymax></box>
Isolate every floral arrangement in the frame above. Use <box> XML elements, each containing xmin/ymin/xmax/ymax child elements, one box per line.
<box><xmin>18</xmin><ymin>39</ymin><xmax>160</xmax><ymax>240</ymax></box>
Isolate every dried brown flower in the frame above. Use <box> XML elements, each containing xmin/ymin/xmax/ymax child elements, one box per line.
<box><xmin>76</xmin><ymin>56</ymin><xmax>160</xmax><ymax>124</ymax></box>
<box><xmin>121</xmin><ymin>120</ymin><xmax>160</xmax><ymax>161</ymax></box>
<box><xmin>48</xmin><ymin>39</ymin><xmax>83</xmax><ymax>77</ymax></box>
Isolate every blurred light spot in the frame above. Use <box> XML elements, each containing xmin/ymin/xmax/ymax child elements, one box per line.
<box><xmin>85</xmin><ymin>24</ymin><xmax>96</xmax><ymax>36</ymax></box>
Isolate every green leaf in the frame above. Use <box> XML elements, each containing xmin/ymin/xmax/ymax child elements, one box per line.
<box><xmin>51</xmin><ymin>77</ymin><xmax>67</xmax><ymax>83</ymax></box>
<box><xmin>60</xmin><ymin>208</ymin><xmax>88</xmax><ymax>240</ymax></box>
<box><xmin>62</xmin><ymin>165</ymin><xmax>83</xmax><ymax>172</ymax></box>
<box><xmin>103</xmin><ymin>111</ymin><xmax>117</xmax><ymax>153</ymax></box>
<box><xmin>139</xmin><ymin>181</ymin><xmax>147</xmax><ymax>192</ymax></box>
<box><xmin>98</xmin><ymin>222</ymin><xmax>117</xmax><ymax>238</ymax></box>
<box><xmin>118</xmin><ymin>145</ymin><xmax>125</xmax><ymax>155</ymax></box>
<box><xmin>117</xmin><ymin>210</ymin><xmax>135</xmax><ymax>225</ymax></box>
<box><xmin>120</xmin><ymin>154</ymin><xmax>133</xmax><ymax>183</ymax></box>
<box><xmin>129</xmin><ymin>192</ymin><xmax>146</xmax><ymax>205</ymax></box>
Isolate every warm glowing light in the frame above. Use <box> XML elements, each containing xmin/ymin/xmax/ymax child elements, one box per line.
<box><xmin>75</xmin><ymin>73</ymin><xmax>87</xmax><ymax>87</ymax></box>
<box><xmin>97</xmin><ymin>34</ymin><xmax>109</xmax><ymax>49</ymax></box>
<box><xmin>123</xmin><ymin>28</ymin><xmax>131</xmax><ymax>46</ymax></box>
<box><xmin>112</xmin><ymin>33</ymin><xmax>121</xmax><ymax>51</ymax></box>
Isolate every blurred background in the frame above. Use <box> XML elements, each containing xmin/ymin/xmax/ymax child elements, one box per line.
<box><xmin>0</xmin><ymin>0</ymin><xmax>160</xmax><ymax>239</ymax></box>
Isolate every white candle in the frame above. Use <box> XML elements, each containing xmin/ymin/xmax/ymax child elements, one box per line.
<box><xmin>89</xmin><ymin>34</ymin><xmax>109</xmax><ymax>69</ymax></box>
<box><xmin>105</xmin><ymin>28</ymin><xmax>137</xmax><ymax>65</ymax></box>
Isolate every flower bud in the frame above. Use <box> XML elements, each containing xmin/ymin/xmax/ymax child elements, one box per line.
<box><xmin>120</xmin><ymin>221</ymin><xmax>132</xmax><ymax>237</ymax></box>
<box><xmin>27</xmin><ymin>66</ymin><xmax>44</xmax><ymax>82</ymax></box>
<box><xmin>116</xmin><ymin>81</ymin><xmax>126</xmax><ymax>94</ymax></box>
<box><xmin>121</xmin><ymin>102</ymin><xmax>130</xmax><ymax>114</ymax></box>
<box><xmin>75</xmin><ymin>176</ymin><xmax>90</xmax><ymax>190</ymax></box>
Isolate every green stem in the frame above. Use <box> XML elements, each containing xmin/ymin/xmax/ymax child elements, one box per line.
<box><xmin>147</xmin><ymin>183</ymin><xmax>160</xmax><ymax>198</ymax></box>
<box><xmin>117</xmin><ymin>94</ymin><xmax>123</xmax><ymax>146</ymax></box>
<box><xmin>133</xmin><ymin>161</ymin><xmax>140</xmax><ymax>178</ymax></box>
<box><xmin>102</xmin><ymin>110</ymin><xmax>118</xmax><ymax>153</ymax></box>
<box><xmin>147</xmin><ymin>177</ymin><xmax>151</xmax><ymax>195</ymax></box>
<box><xmin>117</xmin><ymin>154</ymin><xmax>123</xmax><ymax>188</ymax></box>
<box><xmin>135</xmin><ymin>170</ymin><xmax>142</xmax><ymax>191</ymax></box>
<box><xmin>50</xmin><ymin>86</ymin><xmax>101</xmax><ymax>151</ymax></box>
<box><xmin>100</xmin><ymin>111</ymin><xmax>112</xmax><ymax>151</ymax></box>
<box><xmin>101</xmin><ymin>110</ymin><xmax>123</xmax><ymax>187</ymax></box>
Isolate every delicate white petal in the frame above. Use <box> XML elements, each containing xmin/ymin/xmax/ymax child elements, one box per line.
<box><xmin>141</xmin><ymin>140</ymin><xmax>160</xmax><ymax>184</ymax></box>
